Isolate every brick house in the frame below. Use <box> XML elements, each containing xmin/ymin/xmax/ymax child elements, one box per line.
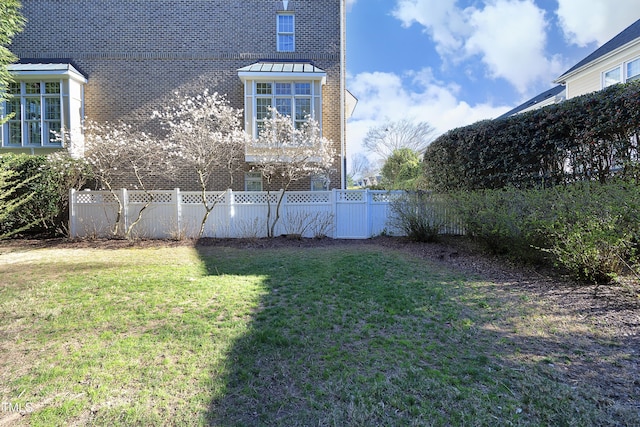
<box><xmin>3</xmin><ymin>0</ymin><xmax>349</xmax><ymax>190</ymax></box>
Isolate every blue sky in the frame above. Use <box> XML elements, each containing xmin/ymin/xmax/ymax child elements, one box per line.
<box><xmin>345</xmin><ymin>0</ymin><xmax>640</xmax><ymax>165</ymax></box>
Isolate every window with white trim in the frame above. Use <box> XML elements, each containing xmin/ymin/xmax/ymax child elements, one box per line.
<box><xmin>603</xmin><ymin>66</ymin><xmax>621</xmax><ymax>88</ymax></box>
<box><xmin>3</xmin><ymin>81</ymin><xmax>63</xmax><ymax>147</ymax></box>
<box><xmin>277</xmin><ymin>13</ymin><xmax>295</xmax><ymax>52</ymax></box>
<box><xmin>602</xmin><ymin>57</ymin><xmax>640</xmax><ymax>88</ymax></box>
<box><xmin>254</xmin><ymin>81</ymin><xmax>314</xmax><ymax>136</ymax></box>
<box><xmin>244</xmin><ymin>172</ymin><xmax>263</xmax><ymax>191</ymax></box>
<box><xmin>627</xmin><ymin>58</ymin><xmax>640</xmax><ymax>82</ymax></box>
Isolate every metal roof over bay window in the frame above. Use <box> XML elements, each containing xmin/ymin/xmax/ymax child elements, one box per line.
<box><xmin>238</xmin><ymin>61</ymin><xmax>326</xmax><ymax>83</ymax></box>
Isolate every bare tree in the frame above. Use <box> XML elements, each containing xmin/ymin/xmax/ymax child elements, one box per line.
<box><xmin>84</xmin><ymin>120</ymin><xmax>166</xmax><ymax>239</ymax></box>
<box><xmin>362</xmin><ymin>119</ymin><xmax>436</xmax><ymax>160</ymax></box>
<box><xmin>249</xmin><ymin>108</ymin><xmax>335</xmax><ymax>237</ymax></box>
<box><xmin>348</xmin><ymin>152</ymin><xmax>374</xmax><ymax>184</ymax></box>
<box><xmin>154</xmin><ymin>90</ymin><xmax>248</xmax><ymax>238</ymax></box>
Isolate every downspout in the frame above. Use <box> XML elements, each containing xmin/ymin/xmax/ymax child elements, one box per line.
<box><xmin>339</xmin><ymin>0</ymin><xmax>346</xmax><ymax>189</ymax></box>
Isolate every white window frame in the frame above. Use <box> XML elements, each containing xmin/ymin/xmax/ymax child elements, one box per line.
<box><xmin>2</xmin><ymin>80</ymin><xmax>65</xmax><ymax>148</ymax></box>
<box><xmin>626</xmin><ymin>57</ymin><xmax>640</xmax><ymax>82</ymax></box>
<box><xmin>277</xmin><ymin>13</ymin><xmax>295</xmax><ymax>52</ymax></box>
<box><xmin>244</xmin><ymin>172</ymin><xmax>263</xmax><ymax>191</ymax></box>
<box><xmin>603</xmin><ymin>66</ymin><xmax>622</xmax><ymax>88</ymax></box>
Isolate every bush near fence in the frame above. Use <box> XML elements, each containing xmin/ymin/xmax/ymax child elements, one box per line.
<box><xmin>445</xmin><ymin>181</ymin><xmax>640</xmax><ymax>285</ymax></box>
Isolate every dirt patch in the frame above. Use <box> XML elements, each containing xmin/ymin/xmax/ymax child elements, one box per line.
<box><xmin>1</xmin><ymin>235</ymin><xmax>638</xmax><ymax>415</ymax></box>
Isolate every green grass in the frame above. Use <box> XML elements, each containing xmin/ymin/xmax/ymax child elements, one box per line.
<box><xmin>0</xmin><ymin>243</ymin><xmax>634</xmax><ymax>426</ymax></box>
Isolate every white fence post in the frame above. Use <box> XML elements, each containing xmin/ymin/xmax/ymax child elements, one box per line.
<box><xmin>174</xmin><ymin>188</ymin><xmax>181</xmax><ymax>238</ymax></box>
<box><xmin>69</xmin><ymin>188</ymin><xmax>77</xmax><ymax>238</ymax></box>
<box><xmin>331</xmin><ymin>189</ymin><xmax>337</xmax><ymax>239</ymax></box>
<box><xmin>121</xmin><ymin>188</ymin><xmax>129</xmax><ymax>236</ymax></box>
<box><xmin>227</xmin><ymin>189</ymin><xmax>234</xmax><ymax>239</ymax></box>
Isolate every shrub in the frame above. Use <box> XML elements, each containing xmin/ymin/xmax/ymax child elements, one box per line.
<box><xmin>388</xmin><ymin>191</ymin><xmax>443</xmax><ymax>242</ymax></box>
<box><xmin>447</xmin><ymin>181</ymin><xmax>640</xmax><ymax>284</ymax></box>
<box><xmin>0</xmin><ymin>153</ymin><xmax>92</xmax><ymax>238</ymax></box>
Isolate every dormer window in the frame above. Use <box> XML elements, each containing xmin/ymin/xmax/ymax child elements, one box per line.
<box><xmin>277</xmin><ymin>13</ymin><xmax>295</xmax><ymax>52</ymax></box>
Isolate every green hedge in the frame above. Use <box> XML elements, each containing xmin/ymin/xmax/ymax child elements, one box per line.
<box><xmin>446</xmin><ymin>181</ymin><xmax>640</xmax><ymax>285</ymax></box>
<box><xmin>425</xmin><ymin>81</ymin><xmax>640</xmax><ymax>191</ymax></box>
<box><xmin>0</xmin><ymin>153</ymin><xmax>92</xmax><ymax>238</ymax></box>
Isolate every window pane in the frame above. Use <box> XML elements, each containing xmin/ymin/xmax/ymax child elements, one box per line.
<box><xmin>604</xmin><ymin>67</ymin><xmax>621</xmax><ymax>87</ymax></box>
<box><xmin>8</xmin><ymin>122</ymin><xmax>21</xmax><ymax>145</ymax></box>
<box><xmin>278</xmin><ymin>35</ymin><xmax>294</xmax><ymax>52</ymax></box>
<box><xmin>295</xmin><ymin>83</ymin><xmax>311</xmax><ymax>95</ymax></box>
<box><xmin>25</xmin><ymin>82</ymin><xmax>41</xmax><ymax>94</ymax></box>
<box><xmin>245</xmin><ymin>173</ymin><xmax>263</xmax><ymax>191</ymax></box>
<box><xmin>275</xmin><ymin>98</ymin><xmax>292</xmax><ymax>116</ymax></box>
<box><xmin>45</xmin><ymin>98</ymin><xmax>61</xmax><ymax>120</ymax></box>
<box><xmin>295</xmin><ymin>98</ymin><xmax>311</xmax><ymax>120</ymax></box>
<box><xmin>275</xmin><ymin>83</ymin><xmax>291</xmax><ymax>95</ymax></box>
<box><xmin>45</xmin><ymin>82</ymin><xmax>60</xmax><ymax>94</ymax></box>
<box><xmin>627</xmin><ymin>59</ymin><xmax>640</xmax><ymax>81</ymax></box>
<box><xmin>25</xmin><ymin>98</ymin><xmax>41</xmax><ymax>120</ymax></box>
<box><xmin>256</xmin><ymin>83</ymin><xmax>272</xmax><ymax>95</ymax></box>
<box><xmin>256</xmin><ymin>98</ymin><xmax>272</xmax><ymax>120</ymax></box>
<box><xmin>6</xmin><ymin>98</ymin><xmax>21</xmax><ymax>120</ymax></box>
<box><xmin>45</xmin><ymin>121</ymin><xmax>62</xmax><ymax>144</ymax></box>
<box><xmin>277</xmin><ymin>15</ymin><xmax>294</xmax><ymax>33</ymax></box>
<box><xmin>8</xmin><ymin>82</ymin><xmax>20</xmax><ymax>94</ymax></box>
<box><xmin>26</xmin><ymin>121</ymin><xmax>41</xmax><ymax>145</ymax></box>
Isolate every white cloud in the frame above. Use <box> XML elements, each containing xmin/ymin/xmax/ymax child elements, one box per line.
<box><xmin>346</xmin><ymin>69</ymin><xmax>509</xmax><ymax>163</ymax></box>
<box><xmin>392</xmin><ymin>0</ymin><xmax>562</xmax><ymax>94</ymax></box>
<box><xmin>393</xmin><ymin>0</ymin><xmax>469</xmax><ymax>55</ymax></box>
<box><xmin>556</xmin><ymin>0</ymin><xmax>640</xmax><ymax>47</ymax></box>
<box><xmin>465</xmin><ymin>0</ymin><xmax>563</xmax><ymax>93</ymax></box>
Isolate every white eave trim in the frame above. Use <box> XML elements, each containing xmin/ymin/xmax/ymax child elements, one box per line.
<box><xmin>8</xmin><ymin>63</ymin><xmax>88</xmax><ymax>84</ymax></box>
<box><xmin>554</xmin><ymin>38</ymin><xmax>640</xmax><ymax>84</ymax></box>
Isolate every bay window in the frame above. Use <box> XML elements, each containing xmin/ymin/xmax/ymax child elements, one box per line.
<box><xmin>2</xmin><ymin>62</ymin><xmax>86</xmax><ymax>153</ymax></box>
<box><xmin>238</xmin><ymin>62</ymin><xmax>326</xmax><ymax>161</ymax></box>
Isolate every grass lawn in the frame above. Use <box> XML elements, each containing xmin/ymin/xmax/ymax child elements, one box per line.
<box><xmin>0</xmin><ymin>240</ymin><xmax>636</xmax><ymax>426</ymax></box>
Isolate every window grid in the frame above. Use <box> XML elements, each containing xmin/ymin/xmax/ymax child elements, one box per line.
<box><xmin>254</xmin><ymin>81</ymin><xmax>313</xmax><ymax>137</ymax></box>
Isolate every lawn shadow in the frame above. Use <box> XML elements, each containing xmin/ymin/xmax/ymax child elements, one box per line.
<box><xmin>192</xmin><ymin>239</ymin><xmax>640</xmax><ymax>426</ymax></box>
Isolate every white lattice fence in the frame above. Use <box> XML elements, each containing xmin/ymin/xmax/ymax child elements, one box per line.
<box><xmin>69</xmin><ymin>189</ymin><xmax>464</xmax><ymax>239</ymax></box>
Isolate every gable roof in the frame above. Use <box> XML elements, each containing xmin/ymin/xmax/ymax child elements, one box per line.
<box><xmin>555</xmin><ymin>18</ymin><xmax>640</xmax><ymax>82</ymax></box>
<box><xmin>497</xmin><ymin>85</ymin><xmax>565</xmax><ymax>119</ymax></box>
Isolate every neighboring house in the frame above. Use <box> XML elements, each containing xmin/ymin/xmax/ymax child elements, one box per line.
<box><xmin>500</xmin><ymin>17</ymin><xmax>640</xmax><ymax>117</ymax></box>
<box><xmin>2</xmin><ymin>0</ymin><xmax>350</xmax><ymax>191</ymax></box>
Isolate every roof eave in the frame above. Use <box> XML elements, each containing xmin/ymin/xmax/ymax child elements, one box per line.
<box><xmin>238</xmin><ymin>71</ymin><xmax>326</xmax><ymax>84</ymax></box>
<box><xmin>554</xmin><ymin>37</ymin><xmax>640</xmax><ymax>84</ymax></box>
<box><xmin>8</xmin><ymin>63</ymin><xmax>88</xmax><ymax>84</ymax></box>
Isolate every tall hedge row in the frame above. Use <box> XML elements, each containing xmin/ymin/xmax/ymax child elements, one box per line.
<box><xmin>424</xmin><ymin>81</ymin><xmax>640</xmax><ymax>191</ymax></box>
